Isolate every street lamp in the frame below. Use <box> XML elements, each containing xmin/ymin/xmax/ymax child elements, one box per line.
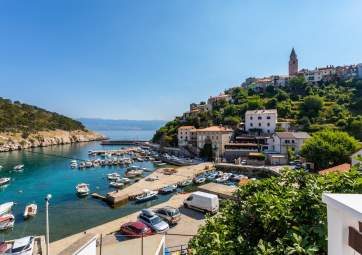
<box><xmin>45</xmin><ymin>194</ymin><xmax>52</xmax><ymax>255</ymax></box>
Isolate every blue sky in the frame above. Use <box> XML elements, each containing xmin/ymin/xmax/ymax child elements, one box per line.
<box><xmin>0</xmin><ymin>0</ymin><xmax>361</xmax><ymax>120</ymax></box>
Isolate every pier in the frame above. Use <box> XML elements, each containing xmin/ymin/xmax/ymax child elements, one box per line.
<box><xmin>100</xmin><ymin>140</ymin><xmax>149</xmax><ymax>145</ymax></box>
<box><xmin>106</xmin><ymin>163</ymin><xmax>213</xmax><ymax>206</ymax></box>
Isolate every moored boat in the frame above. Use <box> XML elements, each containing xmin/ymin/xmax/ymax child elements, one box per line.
<box><xmin>13</xmin><ymin>164</ymin><xmax>24</xmax><ymax>171</ymax></box>
<box><xmin>159</xmin><ymin>184</ymin><xmax>177</xmax><ymax>194</ymax></box>
<box><xmin>79</xmin><ymin>162</ymin><xmax>86</xmax><ymax>168</ymax></box>
<box><xmin>194</xmin><ymin>176</ymin><xmax>206</xmax><ymax>184</ymax></box>
<box><xmin>24</xmin><ymin>204</ymin><xmax>37</xmax><ymax>220</ymax></box>
<box><xmin>70</xmin><ymin>160</ymin><xmax>78</xmax><ymax>168</ymax></box>
<box><xmin>125</xmin><ymin>169</ymin><xmax>143</xmax><ymax>178</ymax></box>
<box><xmin>109</xmin><ymin>182</ymin><xmax>124</xmax><ymax>189</ymax></box>
<box><xmin>85</xmin><ymin>161</ymin><xmax>93</xmax><ymax>168</ymax></box>
<box><xmin>135</xmin><ymin>189</ymin><xmax>158</xmax><ymax>203</ymax></box>
<box><xmin>0</xmin><ymin>214</ymin><xmax>15</xmax><ymax>230</ymax></box>
<box><xmin>0</xmin><ymin>202</ymin><xmax>14</xmax><ymax>216</ymax></box>
<box><xmin>178</xmin><ymin>179</ymin><xmax>193</xmax><ymax>187</ymax></box>
<box><xmin>107</xmin><ymin>173</ymin><xmax>120</xmax><ymax>180</ymax></box>
<box><xmin>76</xmin><ymin>183</ymin><xmax>90</xmax><ymax>197</ymax></box>
<box><xmin>0</xmin><ymin>177</ymin><xmax>10</xmax><ymax>187</ymax></box>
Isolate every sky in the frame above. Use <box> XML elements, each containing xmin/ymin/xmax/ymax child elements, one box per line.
<box><xmin>0</xmin><ymin>0</ymin><xmax>362</xmax><ymax>120</ymax></box>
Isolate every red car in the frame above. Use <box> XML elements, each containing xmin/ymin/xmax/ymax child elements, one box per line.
<box><xmin>120</xmin><ymin>221</ymin><xmax>153</xmax><ymax>238</ymax></box>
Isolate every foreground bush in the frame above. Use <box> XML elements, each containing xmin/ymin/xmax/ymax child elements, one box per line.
<box><xmin>189</xmin><ymin>169</ymin><xmax>362</xmax><ymax>255</ymax></box>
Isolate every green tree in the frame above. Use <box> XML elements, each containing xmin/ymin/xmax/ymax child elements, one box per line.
<box><xmin>300</xmin><ymin>96</ymin><xmax>324</xmax><ymax>120</ymax></box>
<box><xmin>301</xmin><ymin>129</ymin><xmax>360</xmax><ymax>170</ymax></box>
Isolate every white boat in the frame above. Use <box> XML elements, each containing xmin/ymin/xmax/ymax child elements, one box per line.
<box><xmin>135</xmin><ymin>189</ymin><xmax>158</xmax><ymax>203</ymax></box>
<box><xmin>109</xmin><ymin>182</ymin><xmax>124</xmax><ymax>189</ymax></box>
<box><xmin>0</xmin><ymin>214</ymin><xmax>15</xmax><ymax>230</ymax></box>
<box><xmin>0</xmin><ymin>202</ymin><xmax>14</xmax><ymax>216</ymax></box>
<box><xmin>78</xmin><ymin>162</ymin><xmax>86</xmax><ymax>168</ymax></box>
<box><xmin>194</xmin><ymin>177</ymin><xmax>206</xmax><ymax>184</ymax></box>
<box><xmin>117</xmin><ymin>177</ymin><xmax>131</xmax><ymax>184</ymax></box>
<box><xmin>7</xmin><ymin>236</ymin><xmax>35</xmax><ymax>255</ymax></box>
<box><xmin>107</xmin><ymin>173</ymin><xmax>120</xmax><ymax>180</ymax></box>
<box><xmin>70</xmin><ymin>160</ymin><xmax>78</xmax><ymax>168</ymax></box>
<box><xmin>0</xmin><ymin>177</ymin><xmax>10</xmax><ymax>186</ymax></box>
<box><xmin>215</xmin><ymin>175</ymin><xmax>229</xmax><ymax>183</ymax></box>
<box><xmin>76</xmin><ymin>183</ymin><xmax>90</xmax><ymax>196</ymax></box>
<box><xmin>125</xmin><ymin>169</ymin><xmax>143</xmax><ymax>178</ymax></box>
<box><xmin>13</xmin><ymin>164</ymin><xmax>24</xmax><ymax>171</ymax></box>
<box><xmin>85</xmin><ymin>161</ymin><xmax>93</xmax><ymax>168</ymax></box>
<box><xmin>24</xmin><ymin>204</ymin><xmax>37</xmax><ymax>219</ymax></box>
<box><xmin>178</xmin><ymin>179</ymin><xmax>193</xmax><ymax>187</ymax></box>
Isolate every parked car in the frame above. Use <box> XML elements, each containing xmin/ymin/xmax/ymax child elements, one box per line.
<box><xmin>183</xmin><ymin>191</ymin><xmax>219</xmax><ymax>214</ymax></box>
<box><xmin>8</xmin><ymin>236</ymin><xmax>34</xmax><ymax>255</ymax></box>
<box><xmin>120</xmin><ymin>221</ymin><xmax>153</xmax><ymax>238</ymax></box>
<box><xmin>138</xmin><ymin>209</ymin><xmax>169</xmax><ymax>233</ymax></box>
<box><xmin>154</xmin><ymin>206</ymin><xmax>181</xmax><ymax>225</ymax></box>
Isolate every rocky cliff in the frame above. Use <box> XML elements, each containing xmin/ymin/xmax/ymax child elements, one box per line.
<box><xmin>0</xmin><ymin>129</ymin><xmax>105</xmax><ymax>152</ymax></box>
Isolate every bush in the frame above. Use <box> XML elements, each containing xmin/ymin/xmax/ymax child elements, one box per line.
<box><xmin>189</xmin><ymin>168</ymin><xmax>362</xmax><ymax>255</ymax></box>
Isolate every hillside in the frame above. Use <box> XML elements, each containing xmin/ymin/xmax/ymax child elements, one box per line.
<box><xmin>0</xmin><ymin>98</ymin><xmax>103</xmax><ymax>151</ymax></box>
<box><xmin>153</xmin><ymin>76</ymin><xmax>362</xmax><ymax>146</ymax></box>
<box><xmin>0</xmin><ymin>97</ymin><xmax>86</xmax><ymax>135</ymax></box>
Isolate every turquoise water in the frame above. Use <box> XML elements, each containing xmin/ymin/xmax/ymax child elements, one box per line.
<box><xmin>0</xmin><ymin>130</ymin><xmax>171</xmax><ymax>242</ymax></box>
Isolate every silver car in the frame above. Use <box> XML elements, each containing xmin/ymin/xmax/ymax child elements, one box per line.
<box><xmin>138</xmin><ymin>209</ymin><xmax>169</xmax><ymax>233</ymax></box>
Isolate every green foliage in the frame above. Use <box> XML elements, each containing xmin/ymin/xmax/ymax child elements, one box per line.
<box><xmin>153</xmin><ymin>78</ymin><xmax>362</xmax><ymax>146</ymax></box>
<box><xmin>0</xmin><ymin>97</ymin><xmax>85</xmax><ymax>133</ymax></box>
<box><xmin>189</xmin><ymin>169</ymin><xmax>362</xmax><ymax>255</ymax></box>
<box><xmin>301</xmin><ymin>129</ymin><xmax>360</xmax><ymax>170</ymax></box>
<box><xmin>299</xmin><ymin>96</ymin><xmax>324</xmax><ymax>120</ymax></box>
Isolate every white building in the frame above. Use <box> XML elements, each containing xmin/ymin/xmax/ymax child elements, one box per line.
<box><xmin>322</xmin><ymin>193</ymin><xmax>362</xmax><ymax>255</ymax></box>
<box><xmin>195</xmin><ymin>126</ymin><xmax>233</xmax><ymax>159</ymax></box>
<box><xmin>177</xmin><ymin>126</ymin><xmax>196</xmax><ymax>147</ymax></box>
<box><xmin>245</xmin><ymin>109</ymin><xmax>277</xmax><ymax>134</ymax></box>
<box><xmin>270</xmin><ymin>132</ymin><xmax>311</xmax><ymax>155</ymax></box>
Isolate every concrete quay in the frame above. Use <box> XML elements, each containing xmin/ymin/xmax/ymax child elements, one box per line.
<box><xmin>106</xmin><ymin>162</ymin><xmax>214</xmax><ymax>206</ymax></box>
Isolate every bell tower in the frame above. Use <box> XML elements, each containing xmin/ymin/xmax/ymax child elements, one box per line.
<box><xmin>289</xmin><ymin>48</ymin><xmax>298</xmax><ymax>76</ymax></box>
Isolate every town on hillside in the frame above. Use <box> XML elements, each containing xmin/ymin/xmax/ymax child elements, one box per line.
<box><xmin>158</xmin><ymin>49</ymin><xmax>362</xmax><ymax>173</ymax></box>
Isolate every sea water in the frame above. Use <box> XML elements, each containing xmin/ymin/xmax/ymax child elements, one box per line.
<box><xmin>0</xmin><ymin>130</ymin><xmax>171</xmax><ymax>241</ymax></box>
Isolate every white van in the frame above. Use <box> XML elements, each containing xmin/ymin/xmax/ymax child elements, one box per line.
<box><xmin>183</xmin><ymin>191</ymin><xmax>219</xmax><ymax>213</ymax></box>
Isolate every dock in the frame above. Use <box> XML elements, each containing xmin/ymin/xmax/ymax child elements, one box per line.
<box><xmin>100</xmin><ymin>140</ymin><xmax>149</xmax><ymax>145</ymax></box>
<box><xmin>197</xmin><ymin>182</ymin><xmax>238</xmax><ymax>200</ymax></box>
<box><xmin>90</xmin><ymin>147</ymin><xmax>142</xmax><ymax>156</ymax></box>
<box><xmin>106</xmin><ymin>163</ymin><xmax>213</xmax><ymax>206</ymax></box>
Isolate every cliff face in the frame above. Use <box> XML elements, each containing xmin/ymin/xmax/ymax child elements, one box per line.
<box><xmin>0</xmin><ymin>129</ymin><xmax>105</xmax><ymax>152</ymax></box>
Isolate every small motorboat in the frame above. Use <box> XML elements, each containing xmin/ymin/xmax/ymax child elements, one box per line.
<box><xmin>0</xmin><ymin>202</ymin><xmax>14</xmax><ymax>216</ymax></box>
<box><xmin>13</xmin><ymin>164</ymin><xmax>24</xmax><ymax>171</ymax></box>
<box><xmin>206</xmin><ymin>173</ymin><xmax>218</xmax><ymax>181</ymax></box>
<box><xmin>125</xmin><ymin>169</ymin><xmax>143</xmax><ymax>178</ymax></box>
<box><xmin>159</xmin><ymin>184</ymin><xmax>177</xmax><ymax>194</ymax></box>
<box><xmin>107</xmin><ymin>173</ymin><xmax>120</xmax><ymax>180</ymax></box>
<box><xmin>78</xmin><ymin>162</ymin><xmax>86</xmax><ymax>168</ymax></box>
<box><xmin>0</xmin><ymin>214</ymin><xmax>15</xmax><ymax>230</ymax></box>
<box><xmin>76</xmin><ymin>183</ymin><xmax>90</xmax><ymax>197</ymax></box>
<box><xmin>0</xmin><ymin>177</ymin><xmax>10</xmax><ymax>187</ymax></box>
<box><xmin>70</xmin><ymin>160</ymin><xmax>78</xmax><ymax>168</ymax></box>
<box><xmin>85</xmin><ymin>161</ymin><xmax>93</xmax><ymax>168</ymax></box>
<box><xmin>24</xmin><ymin>204</ymin><xmax>37</xmax><ymax>220</ymax></box>
<box><xmin>156</xmin><ymin>162</ymin><xmax>167</xmax><ymax>166</ymax></box>
<box><xmin>194</xmin><ymin>177</ymin><xmax>206</xmax><ymax>184</ymax></box>
<box><xmin>146</xmin><ymin>176</ymin><xmax>159</xmax><ymax>182</ymax></box>
<box><xmin>215</xmin><ymin>175</ymin><xmax>229</xmax><ymax>183</ymax></box>
<box><xmin>109</xmin><ymin>182</ymin><xmax>124</xmax><ymax>189</ymax></box>
<box><xmin>117</xmin><ymin>177</ymin><xmax>131</xmax><ymax>184</ymax></box>
<box><xmin>178</xmin><ymin>179</ymin><xmax>193</xmax><ymax>187</ymax></box>
<box><xmin>135</xmin><ymin>189</ymin><xmax>158</xmax><ymax>203</ymax></box>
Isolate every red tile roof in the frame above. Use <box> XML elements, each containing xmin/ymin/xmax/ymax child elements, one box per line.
<box><xmin>319</xmin><ymin>163</ymin><xmax>351</xmax><ymax>175</ymax></box>
<box><xmin>196</xmin><ymin>126</ymin><xmax>233</xmax><ymax>132</ymax></box>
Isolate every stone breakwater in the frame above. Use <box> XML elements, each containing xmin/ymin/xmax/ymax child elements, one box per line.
<box><xmin>0</xmin><ymin>129</ymin><xmax>105</xmax><ymax>152</ymax></box>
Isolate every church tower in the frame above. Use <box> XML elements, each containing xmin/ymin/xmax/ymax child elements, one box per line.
<box><xmin>289</xmin><ymin>48</ymin><xmax>298</xmax><ymax>76</ymax></box>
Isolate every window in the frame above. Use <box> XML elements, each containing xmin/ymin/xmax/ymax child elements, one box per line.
<box><xmin>250</xmin><ymin>116</ymin><xmax>253</xmax><ymax>120</ymax></box>
<box><xmin>267</xmin><ymin>123</ymin><xmax>270</xmax><ymax>127</ymax></box>
<box><xmin>267</xmin><ymin>116</ymin><xmax>271</xmax><ymax>120</ymax></box>
<box><xmin>250</xmin><ymin>123</ymin><xmax>253</xmax><ymax>127</ymax></box>
<box><xmin>292</xmin><ymin>140</ymin><xmax>295</xmax><ymax>144</ymax></box>
<box><xmin>258</xmin><ymin>116</ymin><xmax>262</xmax><ymax>120</ymax></box>
<box><xmin>258</xmin><ymin>123</ymin><xmax>261</xmax><ymax>127</ymax></box>
<box><xmin>267</xmin><ymin>130</ymin><xmax>270</xmax><ymax>133</ymax></box>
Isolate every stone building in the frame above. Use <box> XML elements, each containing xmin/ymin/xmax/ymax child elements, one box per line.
<box><xmin>289</xmin><ymin>48</ymin><xmax>298</xmax><ymax>76</ymax></box>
